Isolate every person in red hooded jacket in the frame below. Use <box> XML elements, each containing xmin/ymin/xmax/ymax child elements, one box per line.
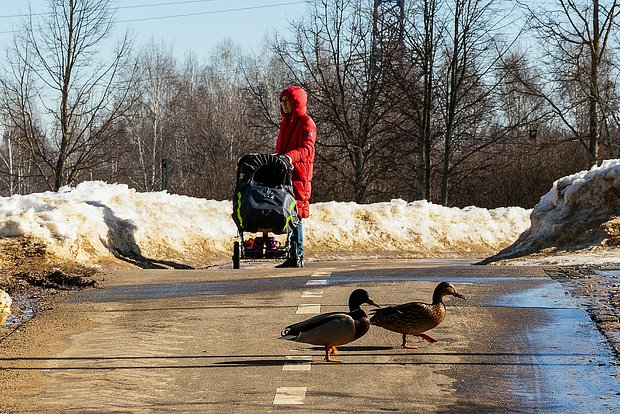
<box><xmin>275</xmin><ymin>86</ymin><xmax>316</xmax><ymax>268</ymax></box>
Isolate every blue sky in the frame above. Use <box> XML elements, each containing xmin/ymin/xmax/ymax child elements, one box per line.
<box><xmin>0</xmin><ymin>0</ymin><xmax>308</xmax><ymax>60</ymax></box>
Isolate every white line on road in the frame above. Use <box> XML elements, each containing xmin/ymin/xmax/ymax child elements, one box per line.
<box><xmin>306</xmin><ymin>279</ymin><xmax>327</xmax><ymax>286</ymax></box>
<box><xmin>273</xmin><ymin>387</ymin><xmax>307</xmax><ymax>405</ymax></box>
<box><xmin>301</xmin><ymin>290</ymin><xmax>324</xmax><ymax>298</ymax></box>
<box><xmin>283</xmin><ymin>356</ymin><xmax>312</xmax><ymax>371</ymax></box>
<box><xmin>296</xmin><ymin>304</ymin><xmax>321</xmax><ymax>314</ymax></box>
<box><xmin>311</xmin><ymin>272</ymin><xmax>332</xmax><ymax>277</ymax></box>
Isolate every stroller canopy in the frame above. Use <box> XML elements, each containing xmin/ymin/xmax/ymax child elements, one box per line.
<box><xmin>236</xmin><ymin>153</ymin><xmax>293</xmax><ymax>188</ymax></box>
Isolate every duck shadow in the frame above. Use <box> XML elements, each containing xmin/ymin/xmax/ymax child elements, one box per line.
<box><xmin>310</xmin><ymin>345</ymin><xmax>393</xmax><ymax>352</ymax></box>
<box><xmin>86</xmin><ymin>201</ymin><xmax>193</xmax><ymax>269</ymax></box>
<box><xmin>213</xmin><ymin>347</ymin><xmax>393</xmax><ymax>367</ymax></box>
<box><xmin>213</xmin><ymin>359</ymin><xmax>290</xmax><ymax>367</ymax></box>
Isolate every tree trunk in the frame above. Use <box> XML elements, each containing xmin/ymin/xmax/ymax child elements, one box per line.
<box><xmin>54</xmin><ymin>0</ymin><xmax>76</xmax><ymax>191</ymax></box>
<box><xmin>589</xmin><ymin>0</ymin><xmax>601</xmax><ymax>166</ymax></box>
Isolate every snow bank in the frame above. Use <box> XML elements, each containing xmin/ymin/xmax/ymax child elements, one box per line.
<box><xmin>4</xmin><ymin>156</ymin><xmax>619</xmax><ymax>269</ymax></box>
<box><xmin>482</xmin><ymin>159</ymin><xmax>620</xmax><ymax>263</ymax></box>
<box><xmin>0</xmin><ymin>181</ymin><xmax>235</xmax><ymax>267</ymax></box>
<box><xmin>0</xmin><ymin>181</ymin><xmax>530</xmax><ymax>267</ymax></box>
<box><xmin>305</xmin><ymin>199</ymin><xmax>530</xmax><ymax>258</ymax></box>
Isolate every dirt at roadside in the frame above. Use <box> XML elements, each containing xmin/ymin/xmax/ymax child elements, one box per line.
<box><xmin>0</xmin><ymin>237</ymin><xmax>99</xmax><ymax>292</ymax></box>
<box><xmin>545</xmin><ymin>266</ymin><xmax>620</xmax><ymax>362</ymax></box>
<box><xmin>0</xmin><ymin>237</ymin><xmax>101</xmax><ymax>344</ymax></box>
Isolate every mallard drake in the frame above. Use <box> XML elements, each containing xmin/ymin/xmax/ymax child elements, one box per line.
<box><xmin>370</xmin><ymin>282</ymin><xmax>465</xmax><ymax>349</ymax></box>
<box><xmin>280</xmin><ymin>289</ymin><xmax>380</xmax><ymax>363</ymax></box>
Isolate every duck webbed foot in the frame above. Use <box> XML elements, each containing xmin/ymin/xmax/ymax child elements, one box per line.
<box><xmin>401</xmin><ymin>334</ymin><xmax>419</xmax><ymax>349</ymax></box>
<box><xmin>324</xmin><ymin>346</ymin><xmax>343</xmax><ymax>363</ymax></box>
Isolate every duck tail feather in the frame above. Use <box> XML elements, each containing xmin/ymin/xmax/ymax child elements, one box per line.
<box><xmin>280</xmin><ymin>327</ymin><xmax>300</xmax><ymax>340</ymax></box>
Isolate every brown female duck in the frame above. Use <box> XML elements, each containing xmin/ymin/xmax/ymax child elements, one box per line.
<box><xmin>370</xmin><ymin>282</ymin><xmax>465</xmax><ymax>349</ymax></box>
<box><xmin>280</xmin><ymin>289</ymin><xmax>380</xmax><ymax>362</ymax></box>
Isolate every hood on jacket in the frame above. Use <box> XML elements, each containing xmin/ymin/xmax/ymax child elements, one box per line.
<box><xmin>280</xmin><ymin>86</ymin><xmax>308</xmax><ymax>117</ymax></box>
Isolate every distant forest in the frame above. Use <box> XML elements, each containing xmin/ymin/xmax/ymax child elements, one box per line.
<box><xmin>1</xmin><ymin>0</ymin><xmax>619</xmax><ymax>209</ymax></box>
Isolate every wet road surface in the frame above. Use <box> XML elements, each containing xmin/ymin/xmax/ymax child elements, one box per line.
<box><xmin>0</xmin><ymin>259</ymin><xmax>618</xmax><ymax>413</ymax></box>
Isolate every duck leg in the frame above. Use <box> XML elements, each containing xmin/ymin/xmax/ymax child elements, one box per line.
<box><xmin>324</xmin><ymin>346</ymin><xmax>343</xmax><ymax>363</ymax></box>
<box><xmin>413</xmin><ymin>333</ymin><xmax>437</xmax><ymax>343</ymax></box>
<box><xmin>401</xmin><ymin>334</ymin><xmax>419</xmax><ymax>349</ymax></box>
<box><xmin>329</xmin><ymin>346</ymin><xmax>339</xmax><ymax>355</ymax></box>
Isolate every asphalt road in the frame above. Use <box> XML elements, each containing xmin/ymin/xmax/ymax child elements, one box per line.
<box><xmin>0</xmin><ymin>259</ymin><xmax>619</xmax><ymax>413</ymax></box>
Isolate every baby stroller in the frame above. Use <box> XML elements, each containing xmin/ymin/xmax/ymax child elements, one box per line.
<box><xmin>231</xmin><ymin>153</ymin><xmax>299</xmax><ymax>269</ymax></box>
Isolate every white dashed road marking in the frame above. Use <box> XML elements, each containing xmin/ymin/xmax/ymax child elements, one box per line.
<box><xmin>273</xmin><ymin>387</ymin><xmax>307</xmax><ymax>405</ymax></box>
<box><xmin>283</xmin><ymin>356</ymin><xmax>312</xmax><ymax>371</ymax></box>
<box><xmin>274</xmin><ymin>274</ymin><xmax>333</xmax><ymax>404</ymax></box>
<box><xmin>301</xmin><ymin>290</ymin><xmax>324</xmax><ymax>298</ymax></box>
<box><xmin>296</xmin><ymin>304</ymin><xmax>321</xmax><ymax>314</ymax></box>
<box><xmin>311</xmin><ymin>272</ymin><xmax>332</xmax><ymax>277</ymax></box>
<box><xmin>306</xmin><ymin>279</ymin><xmax>327</xmax><ymax>286</ymax></box>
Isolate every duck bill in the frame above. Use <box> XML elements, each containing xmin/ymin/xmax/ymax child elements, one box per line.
<box><xmin>453</xmin><ymin>292</ymin><xmax>467</xmax><ymax>300</ymax></box>
<box><xmin>367</xmin><ymin>298</ymin><xmax>381</xmax><ymax>308</ymax></box>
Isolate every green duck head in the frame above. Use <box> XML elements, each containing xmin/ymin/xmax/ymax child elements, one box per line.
<box><xmin>348</xmin><ymin>289</ymin><xmax>381</xmax><ymax>311</ymax></box>
<box><xmin>432</xmin><ymin>282</ymin><xmax>466</xmax><ymax>304</ymax></box>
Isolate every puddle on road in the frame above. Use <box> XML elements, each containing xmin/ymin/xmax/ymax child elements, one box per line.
<box><xmin>75</xmin><ymin>274</ymin><xmax>558</xmax><ymax>307</ymax></box>
<box><xmin>0</xmin><ymin>292</ymin><xmax>39</xmax><ymax>342</ymax></box>
<box><xmin>75</xmin><ymin>275</ymin><xmax>520</xmax><ymax>303</ymax></box>
<box><xmin>494</xmin><ymin>280</ymin><xmax>578</xmax><ymax>309</ymax></box>
<box><xmin>73</xmin><ymin>276</ymin><xmax>303</xmax><ymax>303</ymax></box>
<box><xmin>514</xmin><ymin>308</ymin><xmax>620</xmax><ymax>412</ymax></box>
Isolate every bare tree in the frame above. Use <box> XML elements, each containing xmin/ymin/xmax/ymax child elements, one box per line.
<box><xmin>433</xmin><ymin>0</ymin><xmax>517</xmax><ymax>205</ymax></box>
<box><xmin>518</xmin><ymin>0</ymin><xmax>620</xmax><ymax>166</ymax></box>
<box><xmin>2</xmin><ymin>0</ymin><xmax>136</xmax><ymax>191</ymax></box>
<box><xmin>188</xmin><ymin>40</ymin><xmax>256</xmax><ymax>199</ymax></box>
<box><xmin>0</xmin><ymin>116</ymin><xmax>39</xmax><ymax>195</ymax></box>
<box><xmin>128</xmin><ymin>41</ymin><xmax>177</xmax><ymax>191</ymax></box>
<box><xmin>0</xmin><ymin>41</ymin><xmax>45</xmax><ymax>194</ymax></box>
<box><xmin>243</xmin><ymin>46</ymin><xmax>292</xmax><ymax>141</ymax></box>
<box><xmin>384</xmin><ymin>0</ymin><xmax>446</xmax><ymax>202</ymax></box>
<box><xmin>411</xmin><ymin>0</ymin><xmax>442</xmax><ymax>201</ymax></box>
<box><xmin>270</xmin><ymin>0</ymin><xmax>402</xmax><ymax>203</ymax></box>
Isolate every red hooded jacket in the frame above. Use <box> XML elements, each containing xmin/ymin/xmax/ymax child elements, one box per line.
<box><xmin>276</xmin><ymin>86</ymin><xmax>316</xmax><ymax>218</ymax></box>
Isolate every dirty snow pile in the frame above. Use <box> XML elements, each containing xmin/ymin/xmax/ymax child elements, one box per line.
<box><xmin>304</xmin><ymin>200</ymin><xmax>529</xmax><ymax>258</ymax></box>
<box><xmin>0</xmin><ymin>159</ymin><xmax>618</xmax><ymax>269</ymax></box>
<box><xmin>483</xmin><ymin>159</ymin><xmax>620</xmax><ymax>265</ymax></box>
<box><xmin>0</xmin><ymin>289</ymin><xmax>11</xmax><ymax>324</ymax></box>
<box><xmin>0</xmin><ymin>182</ymin><xmax>234</xmax><ymax>267</ymax></box>
<box><xmin>0</xmin><ymin>181</ymin><xmax>531</xmax><ymax>268</ymax></box>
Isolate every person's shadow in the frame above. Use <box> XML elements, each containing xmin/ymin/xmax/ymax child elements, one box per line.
<box><xmin>86</xmin><ymin>201</ymin><xmax>193</xmax><ymax>269</ymax></box>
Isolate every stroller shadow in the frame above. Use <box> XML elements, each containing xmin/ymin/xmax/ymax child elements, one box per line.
<box><xmin>86</xmin><ymin>201</ymin><xmax>193</xmax><ymax>269</ymax></box>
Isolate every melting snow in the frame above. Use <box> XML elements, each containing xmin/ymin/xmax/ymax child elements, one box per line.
<box><xmin>0</xmin><ymin>159</ymin><xmax>619</xmax><ymax>269</ymax></box>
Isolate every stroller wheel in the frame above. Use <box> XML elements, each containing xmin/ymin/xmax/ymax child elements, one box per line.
<box><xmin>233</xmin><ymin>241</ymin><xmax>240</xmax><ymax>269</ymax></box>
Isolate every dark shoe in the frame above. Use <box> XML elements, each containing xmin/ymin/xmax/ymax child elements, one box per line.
<box><xmin>275</xmin><ymin>255</ymin><xmax>303</xmax><ymax>268</ymax></box>
<box><xmin>286</xmin><ymin>255</ymin><xmax>303</xmax><ymax>268</ymax></box>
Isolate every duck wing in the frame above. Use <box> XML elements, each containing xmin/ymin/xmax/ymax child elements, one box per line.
<box><xmin>281</xmin><ymin>312</ymin><xmax>356</xmax><ymax>346</ymax></box>
<box><xmin>370</xmin><ymin>302</ymin><xmax>442</xmax><ymax>334</ymax></box>
<box><xmin>370</xmin><ymin>302</ymin><xmax>428</xmax><ymax>320</ymax></box>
